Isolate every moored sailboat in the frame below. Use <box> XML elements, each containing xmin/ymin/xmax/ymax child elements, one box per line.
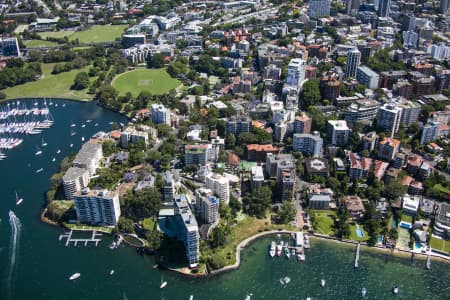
<box><xmin>15</xmin><ymin>191</ymin><xmax>23</xmax><ymax>205</ymax></box>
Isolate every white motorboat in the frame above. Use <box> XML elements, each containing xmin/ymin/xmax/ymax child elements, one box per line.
<box><xmin>52</xmin><ymin>158</ymin><xmax>56</xmax><ymax>162</ymax></box>
<box><xmin>35</xmin><ymin>168</ymin><xmax>44</xmax><ymax>173</ymax></box>
<box><xmin>284</xmin><ymin>247</ymin><xmax>291</xmax><ymax>259</ymax></box>
<box><xmin>56</xmin><ymin>149</ymin><xmax>61</xmax><ymax>154</ymax></box>
<box><xmin>70</xmin><ymin>144</ymin><xmax>73</xmax><ymax>148</ymax></box>
<box><xmin>110</xmin><ymin>270</ymin><xmax>115</xmax><ymax>275</ymax></box>
<box><xmin>86</xmin><ymin>120</ymin><xmax>92</xmax><ymax>123</ymax></box>
<box><xmin>189</xmin><ymin>295</ymin><xmax>194</xmax><ymax>300</ymax></box>
<box><xmin>62</xmin><ymin>104</ymin><xmax>66</xmax><ymax>107</ymax></box>
<box><xmin>81</xmin><ymin>136</ymin><xmax>85</xmax><ymax>142</ymax></box>
<box><xmin>392</xmin><ymin>285</ymin><xmax>399</xmax><ymax>295</ymax></box>
<box><xmin>109</xmin><ymin>241</ymin><xmax>117</xmax><ymax>250</ymax></box>
<box><xmin>41</xmin><ymin>138</ymin><xmax>47</xmax><ymax>147</ymax></box>
<box><xmin>35</xmin><ymin>146</ymin><xmax>42</xmax><ymax>156</ymax></box>
<box><xmin>94</xmin><ymin>123</ymin><xmax>99</xmax><ymax>127</ymax></box>
<box><xmin>269</xmin><ymin>241</ymin><xmax>276</xmax><ymax>257</ymax></box>
<box><xmin>362</xmin><ymin>288</ymin><xmax>367</xmax><ymax>298</ymax></box>
<box><xmin>280</xmin><ymin>276</ymin><xmax>291</xmax><ymax>286</ymax></box>
<box><xmin>81</xmin><ymin>124</ymin><xmax>86</xmax><ymax>128</ymax></box>
<box><xmin>304</xmin><ymin>234</ymin><xmax>310</xmax><ymax>249</ymax></box>
<box><xmin>71</xmin><ymin>123</ymin><xmax>76</xmax><ymax>127</ymax></box>
<box><xmin>320</xmin><ymin>279</ymin><xmax>326</xmax><ymax>287</ymax></box>
<box><xmin>69</xmin><ymin>273</ymin><xmax>81</xmax><ymax>280</ymax></box>
<box><xmin>15</xmin><ymin>191</ymin><xmax>23</xmax><ymax>205</ymax></box>
<box><xmin>160</xmin><ymin>281</ymin><xmax>167</xmax><ymax>289</ymax></box>
<box><xmin>276</xmin><ymin>243</ymin><xmax>282</xmax><ymax>256</ymax></box>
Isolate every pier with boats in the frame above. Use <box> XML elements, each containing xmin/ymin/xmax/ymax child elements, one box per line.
<box><xmin>269</xmin><ymin>232</ymin><xmax>309</xmax><ymax>262</ymax></box>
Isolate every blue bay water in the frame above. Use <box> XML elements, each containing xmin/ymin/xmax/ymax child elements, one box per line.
<box><xmin>0</xmin><ymin>99</ymin><xmax>449</xmax><ymax>300</ymax></box>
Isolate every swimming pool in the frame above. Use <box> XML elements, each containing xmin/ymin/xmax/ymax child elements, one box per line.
<box><xmin>377</xmin><ymin>235</ymin><xmax>383</xmax><ymax>243</ymax></box>
<box><xmin>356</xmin><ymin>228</ymin><xmax>364</xmax><ymax>238</ymax></box>
<box><xmin>392</xmin><ymin>219</ymin><xmax>398</xmax><ymax>228</ymax></box>
<box><xmin>415</xmin><ymin>242</ymin><xmax>422</xmax><ymax>250</ymax></box>
<box><xmin>399</xmin><ymin>221</ymin><xmax>412</xmax><ymax>229</ymax></box>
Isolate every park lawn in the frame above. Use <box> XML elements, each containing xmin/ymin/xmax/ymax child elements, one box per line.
<box><xmin>429</xmin><ymin>236</ymin><xmax>450</xmax><ymax>253</ymax></box>
<box><xmin>211</xmin><ymin>214</ymin><xmax>294</xmax><ymax>267</ymax></box>
<box><xmin>24</xmin><ymin>39</ymin><xmax>58</xmax><ymax>48</ymax></box>
<box><xmin>348</xmin><ymin>224</ymin><xmax>369</xmax><ymax>242</ymax></box>
<box><xmin>112</xmin><ymin>68</ymin><xmax>181</xmax><ymax>97</ymax></box>
<box><xmin>310</xmin><ymin>210</ymin><xmax>336</xmax><ymax>235</ymax></box>
<box><xmin>3</xmin><ymin>64</ymin><xmax>95</xmax><ymax>101</ymax></box>
<box><xmin>63</xmin><ymin>223</ymin><xmax>113</xmax><ymax>234</ymax></box>
<box><xmin>38</xmin><ymin>30</ymin><xmax>75</xmax><ymax>39</ymax></box>
<box><xmin>70</xmin><ymin>25</ymin><xmax>128</xmax><ymax>43</ymax></box>
<box><xmin>38</xmin><ymin>25</ymin><xmax>128</xmax><ymax>44</ymax></box>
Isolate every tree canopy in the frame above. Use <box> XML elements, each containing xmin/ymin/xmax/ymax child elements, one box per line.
<box><xmin>300</xmin><ymin>79</ymin><xmax>321</xmax><ymax>109</ymax></box>
<box><xmin>243</xmin><ymin>186</ymin><xmax>272</xmax><ymax>218</ymax></box>
<box><xmin>276</xmin><ymin>200</ymin><xmax>296</xmax><ymax>224</ymax></box>
<box><xmin>147</xmin><ymin>53</ymin><xmax>165</xmax><ymax>68</ymax></box>
<box><xmin>121</xmin><ymin>187</ymin><xmax>162</xmax><ymax>221</ymax></box>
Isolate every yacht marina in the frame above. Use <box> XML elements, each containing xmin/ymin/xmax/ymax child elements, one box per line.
<box><xmin>269</xmin><ymin>232</ymin><xmax>309</xmax><ymax>262</ymax></box>
<box><xmin>0</xmin><ymin>100</ymin><xmax>55</xmax><ymax>158</ymax></box>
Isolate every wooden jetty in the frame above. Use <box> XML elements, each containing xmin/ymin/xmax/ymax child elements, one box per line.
<box><xmin>59</xmin><ymin>230</ymin><xmax>102</xmax><ymax>247</ymax></box>
<box><xmin>355</xmin><ymin>242</ymin><xmax>360</xmax><ymax>268</ymax></box>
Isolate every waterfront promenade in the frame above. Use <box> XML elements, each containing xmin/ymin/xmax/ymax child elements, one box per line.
<box><xmin>172</xmin><ymin>230</ymin><xmax>450</xmax><ymax>277</ymax></box>
<box><xmin>210</xmin><ymin>230</ymin><xmax>295</xmax><ymax>275</ymax></box>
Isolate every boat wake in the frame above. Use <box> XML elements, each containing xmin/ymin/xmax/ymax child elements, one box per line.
<box><xmin>7</xmin><ymin>210</ymin><xmax>21</xmax><ymax>296</ymax></box>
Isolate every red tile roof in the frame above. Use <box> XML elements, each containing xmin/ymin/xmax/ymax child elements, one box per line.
<box><xmin>246</xmin><ymin>144</ymin><xmax>281</xmax><ymax>152</ymax></box>
<box><xmin>379</xmin><ymin>137</ymin><xmax>400</xmax><ymax>147</ymax></box>
<box><xmin>402</xmin><ymin>175</ymin><xmax>414</xmax><ymax>186</ymax></box>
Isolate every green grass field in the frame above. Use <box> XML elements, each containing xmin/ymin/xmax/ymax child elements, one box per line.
<box><xmin>397</xmin><ymin>228</ymin><xmax>411</xmax><ymax>249</ymax></box>
<box><xmin>2</xmin><ymin>63</ymin><xmax>94</xmax><ymax>101</ymax></box>
<box><xmin>349</xmin><ymin>224</ymin><xmax>369</xmax><ymax>242</ymax></box>
<box><xmin>112</xmin><ymin>68</ymin><xmax>181</xmax><ymax>96</ymax></box>
<box><xmin>24</xmin><ymin>39</ymin><xmax>59</xmax><ymax>48</ymax></box>
<box><xmin>142</xmin><ymin>217</ymin><xmax>155</xmax><ymax>230</ymax></box>
<box><xmin>38</xmin><ymin>30</ymin><xmax>75</xmax><ymax>39</ymax></box>
<box><xmin>37</xmin><ymin>25</ymin><xmax>128</xmax><ymax>44</ymax></box>
<box><xmin>429</xmin><ymin>236</ymin><xmax>450</xmax><ymax>253</ymax></box>
<box><xmin>310</xmin><ymin>210</ymin><xmax>336</xmax><ymax>235</ymax></box>
<box><xmin>63</xmin><ymin>223</ymin><xmax>113</xmax><ymax>234</ymax></box>
<box><xmin>401</xmin><ymin>214</ymin><xmax>413</xmax><ymax>223</ymax></box>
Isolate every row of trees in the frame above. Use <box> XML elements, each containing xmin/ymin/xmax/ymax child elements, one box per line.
<box><xmin>0</xmin><ymin>59</ymin><xmax>42</xmax><ymax>89</ymax></box>
<box><xmin>52</xmin><ymin>56</ymin><xmax>89</xmax><ymax>74</ymax></box>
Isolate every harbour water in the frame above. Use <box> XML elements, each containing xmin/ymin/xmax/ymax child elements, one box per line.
<box><xmin>0</xmin><ymin>99</ymin><xmax>449</xmax><ymax>300</ymax></box>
